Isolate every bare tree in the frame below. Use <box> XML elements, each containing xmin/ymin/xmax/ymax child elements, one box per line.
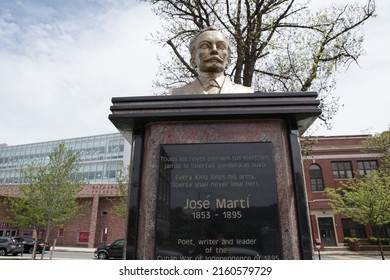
<box><xmin>146</xmin><ymin>0</ymin><xmax>375</xmax><ymax>127</ymax></box>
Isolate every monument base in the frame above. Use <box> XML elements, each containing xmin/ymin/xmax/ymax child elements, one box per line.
<box><xmin>109</xmin><ymin>93</ymin><xmax>321</xmax><ymax>260</ymax></box>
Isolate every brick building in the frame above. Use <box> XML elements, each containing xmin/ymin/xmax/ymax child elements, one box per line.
<box><xmin>0</xmin><ymin>133</ymin><xmax>130</xmax><ymax>248</ymax></box>
<box><xmin>302</xmin><ymin>135</ymin><xmax>390</xmax><ymax>248</ymax></box>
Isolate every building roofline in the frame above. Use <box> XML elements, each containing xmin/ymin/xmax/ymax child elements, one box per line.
<box><xmin>0</xmin><ymin>132</ymin><xmax>122</xmax><ymax>149</ymax></box>
<box><xmin>302</xmin><ymin>134</ymin><xmax>372</xmax><ymax>139</ymax></box>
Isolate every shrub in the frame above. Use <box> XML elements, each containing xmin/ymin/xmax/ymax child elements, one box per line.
<box><xmin>369</xmin><ymin>237</ymin><xmax>378</xmax><ymax>245</ymax></box>
<box><xmin>368</xmin><ymin>237</ymin><xmax>390</xmax><ymax>245</ymax></box>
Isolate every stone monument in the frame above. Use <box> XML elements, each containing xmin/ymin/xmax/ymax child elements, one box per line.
<box><xmin>109</xmin><ymin>27</ymin><xmax>321</xmax><ymax>260</ymax></box>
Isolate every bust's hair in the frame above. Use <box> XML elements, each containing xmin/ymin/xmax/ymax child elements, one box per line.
<box><xmin>189</xmin><ymin>26</ymin><xmax>232</xmax><ymax>68</ymax></box>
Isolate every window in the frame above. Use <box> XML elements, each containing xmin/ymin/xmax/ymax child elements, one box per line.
<box><xmin>357</xmin><ymin>160</ymin><xmax>378</xmax><ymax>177</ymax></box>
<box><xmin>331</xmin><ymin>161</ymin><xmax>353</xmax><ymax>179</ymax></box>
<box><xmin>102</xmin><ymin>228</ymin><xmax>108</xmax><ymax>242</ymax></box>
<box><xmin>309</xmin><ymin>164</ymin><xmax>324</xmax><ymax>191</ymax></box>
<box><xmin>78</xmin><ymin>232</ymin><xmax>89</xmax><ymax>243</ymax></box>
<box><xmin>380</xmin><ymin>223</ymin><xmax>390</xmax><ymax>238</ymax></box>
<box><xmin>58</xmin><ymin>229</ymin><xmax>64</xmax><ymax>237</ymax></box>
<box><xmin>342</xmin><ymin>219</ymin><xmax>366</xmax><ymax>238</ymax></box>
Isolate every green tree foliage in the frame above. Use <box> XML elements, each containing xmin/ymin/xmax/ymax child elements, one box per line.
<box><xmin>362</xmin><ymin>127</ymin><xmax>390</xmax><ymax>172</ymax></box>
<box><xmin>110</xmin><ymin>164</ymin><xmax>129</xmax><ymax>219</ymax></box>
<box><xmin>326</xmin><ymin>129</ymin><xmax>390</xmax><ymax>259</ymax></box>
<box><xmin>4</xmin><ymin>143</ymin><xmax>87</xmax><ymax>259</ymax></box>
<box><xmin>146</xmin><ymin>0</ymin><xmax>376</xmax><ymax>127</ymax></box>
<box><xmin>326</xmin><ymin>172</ymin><xmax>390</xmax><ymax>227</ymax></box>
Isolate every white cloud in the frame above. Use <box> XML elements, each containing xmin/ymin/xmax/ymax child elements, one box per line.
<box><xmin>312</xmin><ymin>0</ymin><xmax>390</xmax><ymax>136</ymax></box>
<box><xmin>0</xmin><ymin>1</ymin><xmax>165</xmax><ymax>145</ymax></box>
<box><xmin>0</xmin><ymin>0</ymin><xmax>389</xmax><ymax>146</ymax></box>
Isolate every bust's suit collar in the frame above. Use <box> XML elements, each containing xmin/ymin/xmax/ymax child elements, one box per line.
<box><xmin>197</xmin><ymin>74</ymin><xmax>226</xmax><ymax>88</ymax></box>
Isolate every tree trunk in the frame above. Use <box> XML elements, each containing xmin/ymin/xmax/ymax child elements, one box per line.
<box><xmin>373</xmin><ymin>224</ymin><xmax>385</xmax><ymax>260</ymax></box>
<box><xmin>243</xmin><ymin>59</ymin><xmax>255</xmax><ymax>87</ymax></box>
<box><xmin>234</xmin><ymin>52</ymin><xmax>244</xmax><ymax>84</ymax></box>
<box><xmin>378</xmin><ymin>238</ymin><xmax>385</xmax><ymax>260</ymax></box>
<box><xmin>41</xmin><ymin>223</ymin><xmax>52</xmax><ymax>260</ymax></box>
<box><xmin>50</xmin><ymin>238</ymin><xmax>57</xmax><ymax>260</ymax></box>
<box><xmin>31</xmin><ymin>228</ymin><xmax>37</xmax><ymax>260</ymax></box>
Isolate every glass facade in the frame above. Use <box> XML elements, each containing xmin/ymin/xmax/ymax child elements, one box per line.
<box><xmin>0</xmin><ymin>133</ymin><xmax>130</xmax><ymax>184</ymax></box>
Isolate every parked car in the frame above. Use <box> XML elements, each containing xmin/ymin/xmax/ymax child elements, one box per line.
<box><xmin>95</xmin><ymin>238</ymin><xmax>124</xmax><ymax>259</ymax></box>
<box><xmin>94</xmin><ymin>238</ymin><xmax>184</xmax><ymax>260</ymax></box>
<box><xmin>0</xmin><ymin>237</ymin><xmax>24</xmax><ymax>256</ymax></box>
<box><xmin>14</xmin><ymin>237</ymin><xmax>50</xmax><ymax>254</ymax></box>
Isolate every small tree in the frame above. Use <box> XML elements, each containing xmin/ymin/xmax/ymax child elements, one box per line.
<box><xmin>325</xmin><ymin>170</ymin><xmax>390</xmax><ymax>260</ymax></box>
<box><xmin>5</xmin><ymin>143</ymin><xmax>87</xmax><ymax>259</ymax></box>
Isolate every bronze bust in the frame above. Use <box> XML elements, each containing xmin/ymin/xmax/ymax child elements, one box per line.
<box><xmin>169</xmin><ymin>26</ymin><xmax>254</xmax><ymax>95</ymax></box>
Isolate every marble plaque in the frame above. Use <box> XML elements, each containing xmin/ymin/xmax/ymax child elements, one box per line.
<box><xmin>155</xmin><ymin>142</ymin><xmax>282</xmax><ymax>260</ymax></box>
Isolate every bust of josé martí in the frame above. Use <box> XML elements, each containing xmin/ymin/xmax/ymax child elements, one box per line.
<box><xmin>169</xmin><ymin>26</ymin><xmax>254</xmax><ymax>95</ymax></box>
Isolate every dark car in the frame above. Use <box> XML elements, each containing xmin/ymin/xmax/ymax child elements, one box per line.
<box><xmin>95</xmin><ymin>238</ymin><xmax>124</xmax><ymax>259</ymax></box>
<box><xmin>94</xmin><ymin>239</ymin><xmax>183</xmax><ymax>260</ymax></box>
<box><xmin>0</xmin><ymin>237</ymin><xmax>24</xmax><ymax>256</ymax></box>
<box><xmin>14</xmin><ymin>237</ymin><xmax>50</xmax><ymax>254</ymax></box>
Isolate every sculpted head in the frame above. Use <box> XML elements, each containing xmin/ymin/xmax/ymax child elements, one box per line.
<box><xmin>168</xmin><ymin>26</ymin><xmax>253</xmax><ymax>95</ymax></box>
<box><xmin>189</xmin><ymin>26</ymin><xmax>232</xmax><ymax>74</ymax></box>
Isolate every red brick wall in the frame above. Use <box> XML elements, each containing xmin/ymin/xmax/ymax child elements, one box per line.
<box><xmin>1</xmin><ymin>184</ymin><xmax>126</xmax><ymax>247</ymax></box>
<box><xmin>95</xmin><ymin>197</ymin><xmax>126</xmax><ymax>245</ymax></box>
<box><xmin>302</xmin><ymin>135</ymin><xmax>382</xmax><ymax>246</ymax></box>
<box><xmin>50</xmin><ymin>198</ymin><xmax>93</xmax><ymax>247</ymax></box>
<box><xmin>48</xmin><ymin>197</ymin><xmax>126</xmax><ymax>247</ymax></box>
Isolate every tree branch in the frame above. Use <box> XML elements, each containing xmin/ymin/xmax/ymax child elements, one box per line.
<box><xmin>166</xmin><ymin>39</ymin><xmax>197</xmax><ymax>76</ymax></box>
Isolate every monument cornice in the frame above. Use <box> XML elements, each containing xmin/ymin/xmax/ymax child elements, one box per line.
<box><xmin>109</xmin><ymin>92</ymin><xmax>321</xmax><ymax>137</ymax></box>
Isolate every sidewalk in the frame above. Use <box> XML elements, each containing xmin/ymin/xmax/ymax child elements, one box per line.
<box><xmin>6</xmin><ymin>246</ymin><xmax>389</xmax><ymax>260</ymax></box>
<box><xmin>51</xmin><ymin>246</ymin><xmax>95</xmax><ymax>253</ymax></box>
<box><xmin>52</xmin><ymin>246</ymin><xmax>390</xmax><ymax>255</ymax></box>
<box><xmin>50</xmin><ymin>246</ymin><xmax>390</xmax><ymax>259</ymax></box>
<box><xmin>318</xmin><ymin>249</ymin><xmax>390</xmax><ymax>256</ymax></box>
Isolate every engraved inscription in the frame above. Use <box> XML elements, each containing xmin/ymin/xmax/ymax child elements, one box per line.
<box><xmin>155</xmin><ymin>143</ymin><xmax>282</xmax><ymax>260</ymax></box>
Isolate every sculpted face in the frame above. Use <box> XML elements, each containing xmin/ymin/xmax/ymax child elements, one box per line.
<box><xmin>193</xmin><ymin>30</ymin><xmax>230</xmax><ymax>74</ymax></box>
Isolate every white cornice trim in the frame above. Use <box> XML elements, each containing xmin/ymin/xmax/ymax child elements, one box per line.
<box><xmin>304</xmin><ymin>153</ymin><xmax>382</xmax><ymax>160</ymax></box>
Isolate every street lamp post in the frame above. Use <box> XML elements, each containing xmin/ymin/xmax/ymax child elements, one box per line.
<box><xmin>315</xmin><ymin>243</ymin><xmax>321</xmax><ymax>260</ymax></box>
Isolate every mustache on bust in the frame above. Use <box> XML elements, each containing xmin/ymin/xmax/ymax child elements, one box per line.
<box><xmin>204</xmin><ymin>55</ymin><xmax>224</xmax><ymax>63</ymax></box>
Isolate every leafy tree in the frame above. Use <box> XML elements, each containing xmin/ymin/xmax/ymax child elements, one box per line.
<box><xmin>146</xmin><ymin>0</ymin><xmax>376</xmax><ymax>127</ymax></box>
<box><xmin>325</xmin><ymin>170</ymin><xmax>390</xmax><ymax>260</ymax></box>
<box><xmin>362</xmin><ymin>127</ymin><xmax>390</xmax><ymax>173</ymax></box>
<box><xmin>110</xmin><ymin>164</ymin><xmax>130</xmax><ymax>219</ymax></box>
<box><xmin>4</xmin><ymin>143</ymin><xmax>87</xmax><ymax>259</ymax></box>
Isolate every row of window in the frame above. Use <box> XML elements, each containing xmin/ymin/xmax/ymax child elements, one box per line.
<box><xmin>323</xmin><ymin>218</ymin><xmax>390</xmax><ymax>239</ymax></box>
<box><xmin>0</xmin><ymin>145</ymin><xmax>124</xmax><ymax>169</ymax></box>
<box><xmin>0</xmin><ymin>133</ymin><xmax>125</xmax><ymax>169</ymax></box>
<box><xmin>0</xmin><ymin>160</ymin><xmax>124</xmax><ymax>184</ymax></box>
<box><xmin>309</xmin><ymin>160</ymin><xmax>378</xmax><ymax>191</ymax></box>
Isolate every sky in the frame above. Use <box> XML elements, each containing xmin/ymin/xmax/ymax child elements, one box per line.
<box><xmin>0</xmin><ymin>0</ymin><xmax>389</xmax><ymax>146</ymax></box>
